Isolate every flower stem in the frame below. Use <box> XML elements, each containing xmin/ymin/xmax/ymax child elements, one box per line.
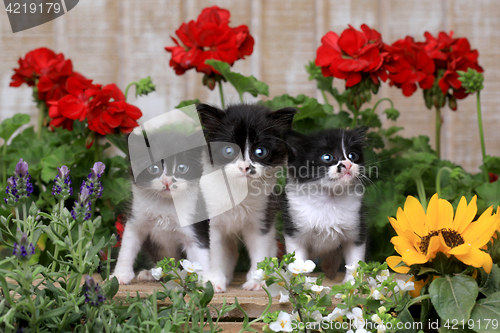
<box><xmin>321</xmin><ymin>90</ymin><xmax>331</xmax><ymax>107</ymax></box>
<box><xmin>94</xmin><ymin>140</ymin><xmax>100</xmax><ymax>163</ymax></box>
<box><xmin>124</xmin><ymin>82</ymin><xmax>137</xmax><ymax>102</ymax></box>
<box><xmin>436</xmin><ymin>167</ymin><xmax>453</xmax><ymax>198</ymax></box>
<box><xmin>218</xmin><ymin>80</ymin><xmax>226</xmax><ymax>109</ymax></box>
<box><xmin>37</xmin><ymin>103</ymin><xmax>44</xmax><ymax>140</ymax></box>
<box><xmin>2</xmin><ymin>143</ymin><xmax>6</xmax><ymax>190</ymax></box>
<box><xmin>366</xmin><ymin>97</ymin><xmax>394</xmax><ymax>125</ymax></box>
<box><xmin>435</xmin><ymin>106</ymin><xmax>442</xmax><ymax>159</ymax></box>
<box><xmin>22</xmin><ymin>203</ymin><xmax>27</xmax><ymax>231</ymax></box>
<box><xmin>415</xmin><ymin>176</ymin><xmax>427</xmax><ymax>211</ymax></box>
<box><xmin>106</xmin><ymin>243</ymin><xmax>112</xmax><ymax>282</ymax></box>
<box><xmin>476</xmin><ymin>91</ymin><xmax>488</xmax><ymax>182</ymax></box>
<box><xmin>351</xmin><ymin>109</ymin><xmax>358</xmax><ymax>128</ymax></box>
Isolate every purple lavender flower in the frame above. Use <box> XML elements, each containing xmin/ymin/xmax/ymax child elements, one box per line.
<box><xmin>84</xmin><ymin>275</ymin><xmax>106</xmax><ymax>307</ymax></box>
<box><xmin>13</xmin><ymin>233</ymin><xmax>35</xmax><ymax>261</ymax></box>
<box><xmin>52</xmin><ymin>165</ymin><xmax>73</xmax><ymax>200</ymax></box>
<box><xmin>81</xmin><ymin>161</ymin><xmax>105</xmax><ymax>201</ymax></box>
<box><xmin>5</xmin><ymin>158</ymin><xmax>34</xmax><ymax>207</ymax></box>
<box><xmin>71</xmin><ymin>187</ymin><xmax>92</xmax><ymax>221</ymax></box>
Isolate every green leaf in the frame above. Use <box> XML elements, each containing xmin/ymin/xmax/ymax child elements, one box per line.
<box><xmin>470</xmin><ymin>291</ymin><xmax>500</xmax><ymax>333</ymax></box>
<box><xmin>40</xmin><ymin>145</ymin><xmax>77</xmax><ymax>183</ymax></box>
<box><xmin>106</xmin><ymin>276</ymin><xmax>120</xmax><ymax>299</ymax></box>
<box><xmin>479</xmin><ymin>264</ymin><xmax>500</xmax><ymax>297</ymax></box>
<box><xmin>200</xmin><ymin>281</ymin><xmax>214</xmax><ymax>308</ymax></box>
<box><xmin>107</xmin><ymin>133</ymin><xmax>128</xmax><ymax>155</ymax></box>
<box><xmin>396</xmin><ymin>308</ymin><xmax>416</xmax><ymax>333</ymax></box>
<box><xmin>305</xmin><ymin>61</ymin><xmax>336</xmax><ymax>97</ymax></box>
<box><xmin>175</xmin><ymin>99</ymin><xmax>200</xmax><ymax>109</ymax></box>
<box><xmin>38</xmin><ymin>305</ymin><xmax>72</xmax><ymax>321</ymax></box>
<box><xmin>205</xmin><ymin>60</ymin><xmax>269</xmax><ymax>98</ymax></box>
<box><xmin>101</xmin><ymin>177</ymin><xmax>131</xmax><ymax>205</ymax></box>
<box><xmin>0</xmin><ymin>113</ymin><xmax>30</xmax><ymax>142</ymax></box>
<box><xmin>429</xmin><ymin>274</ymin><xmax>478</xmax><ymax>322</ymax></box>
<box><xmin>475</xmin><ymin>181</ymin><xmax>500</xmax><ymax>210</ymax></box>
<box><xmin>383</xmin><ymin>108</ymin><xmax>401</xmax><ymax>121</ymax></box>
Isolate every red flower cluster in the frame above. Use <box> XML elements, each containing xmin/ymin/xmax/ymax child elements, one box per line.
<box><xmin>11</xmin><ymin>48</ymin><xmax>142</xmax><ymax>135</ymax></box>
<box><xmin>316</xmin><ymin>24</ymin><xmax>389</xmax><ymax>87</ymax></box>
<box><xmin>113</xmin><ymin>215</ymin><xmax>125</xmax><ymax>248</ymax></box>
<box><xmin>316</xmin><ymin>26</ymin><xmax>483</xmax><ymax>103</ymax></box>
<box><xmin>165</xmin><ymin>6</ymin><xmax>254</xmax><ymax>88</ymax></box>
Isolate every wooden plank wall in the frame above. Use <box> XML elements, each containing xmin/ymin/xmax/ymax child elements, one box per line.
<box><xmin>1</xmin><ymin>0</ymin><xmax>499</xmax><ymax>172</ymax></box>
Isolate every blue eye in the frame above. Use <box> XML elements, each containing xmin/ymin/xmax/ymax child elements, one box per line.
<box><xmin>254</xmin><ymin>147</ymin><xmax>269</xmax><ymax>158</ymax></box>
<box><xmin>348</xmin><ymin>152</ymin><xmax>359</xmax><ymax>162</ymax></box>
<box><xmin>176</xmin><ymin>164</ymin><xmax>189</xmax><ymax>174</ymax></box>
<box><xmin>320</xmin><ymin>153</ymin><xmax>335</xmax><ymax>163</ymax></box>
<box><xmin>147</xmin><ymin>164</ymin><xmax>161</xmax><ymax>175</ymax></box>
<box><xmin>222</xmin><ymin>146</ymin><xmax>235</xmax><ymax>158</ymax></box>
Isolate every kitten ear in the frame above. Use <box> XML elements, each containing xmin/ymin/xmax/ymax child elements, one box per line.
<box><xmin>268</xmin><ymin>107</ymin><xmax>297</xmax><ymax>131</ymax></box>
<box><xmin>196</xmin><ymin>104</ymin><xmax>225</xmax><ymax>131</ymax></box>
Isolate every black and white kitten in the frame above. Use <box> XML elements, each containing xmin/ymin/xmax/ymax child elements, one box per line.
<box><xmin>112</xmin><ymin>130</ymin><xmax>210</xmax><ymax>285</ymax></box>
<box><xmin>283</xmin><ymin>127</ymin><xmax>367</xmax><ymax>280</ymax></box>
<box><xmin>197</xmin><ymin>104</ymin><xmax>296</xmax><ymax>292</ymax></box>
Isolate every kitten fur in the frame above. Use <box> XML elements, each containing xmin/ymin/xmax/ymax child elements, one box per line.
<box><xmin>112</xmin><ymin>131</ymin><xmax>210</xmax><ymax>285</ymax></box>
<box><xmin>197</xmin><ymin>103</ymin><xmax>296</xmax><ymax>292</ymax></box>
<box><xmin>283</xmin><ymin>127</ymin><xmax>367</xmax><ymax>281</ymax></box>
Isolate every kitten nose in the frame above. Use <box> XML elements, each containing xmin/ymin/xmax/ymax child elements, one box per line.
<box><xmin>337</xmin><ymin>160</ymin><xmax>352</xmax><ymax>172</ymax></box>
<box><xmin>162</xmin><ymin>177</ymin><xmax>173</xmax><ymax>189</ymax></box>
<box><xmin>238</xmin><ymin>161</ymin><xmax>251</xmax><ymax>174</ymax></box>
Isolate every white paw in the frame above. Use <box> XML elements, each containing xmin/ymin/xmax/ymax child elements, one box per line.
<box><xmin>136</xmin><ymin>269</ymin><xmax>156</xmax><ymax>282</ymax></box>
<box><xmin>205</xmin><ymin>275</ymin><xmax>227</xmax><ymax>293</ymax></box>
<box><xmin>110</xmin><ymin>271</ymin><xmax>135</xmax><ymax>285</ymax></box>
<box><xmin>242</xmin><ymin>279</ymin><xmax>265</xmax><ymax>291</ymax></box>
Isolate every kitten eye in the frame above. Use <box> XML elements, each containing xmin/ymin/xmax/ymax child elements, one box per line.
<box><xmin>348</xmin><ymin>152</ymin><xmax>359</xmax><ymax>162</ymax></box>
<box><xmin>147</xmin><ymin>164</ymin><xmax>161</xmax><ymax>175</ymax></box>
<box><xmin>176</xmin><ymin>164</ymin><xmax>189</xmax><ymax>174</ymax></box>
<box><xmin>320</xmin><ymin>153</ymin><xmax>337</xmax><ymax>164</ymax></box>
<box><xmin>254</xmin><ymin>147</ymin><xmax>269</xmax><ymax>159</ymax></box>
<box><xmin>221</xmin><ymin>146</ymin><xmax>235</xmax><ymax>158</ymax></box>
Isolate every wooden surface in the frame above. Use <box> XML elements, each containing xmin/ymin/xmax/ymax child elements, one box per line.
<box><xmin>112</xmin><ymin>272</ymin><xmax>345</xmax><ymax>319</ymax></box>
<box><xmin>1</xmin><ymin>0</ymin><xmax>499</xmax><ymax>172</ymax></box>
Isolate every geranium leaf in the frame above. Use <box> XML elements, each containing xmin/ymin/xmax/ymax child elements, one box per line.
<box><xmin>429</xmin><ymin>274</ymin><xmax>478</xmax><ymax>322</ymax></box>
<box><xmin>205</xmin><ymin>60</ymin><xmax>269</xmax><ymax>98</ymax></box>
<box><xmin>0</xmin><ymin>113</ymin><xmax>30</xmax><ymax>142</ymax></box>
<box><xmin>397</xmin><ymin>308</ymin><xmax>417</xmax><ymax>333</ymax></box>
<box><xmin>175</xmin><ymin>99</ymin><xmax>200</xmax><ymax>109</ymax></box>
<box><xmin>475</xmin><ymin>181</ymin><xmax>500</xmax><ymax>210</ymax></box>
<box><xmin>469</xmin><ymin>291</ymin><xmax>500</xmax><ymax>333</ymax></box>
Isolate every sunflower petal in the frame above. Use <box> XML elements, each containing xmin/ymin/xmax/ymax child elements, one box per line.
<box><xmin>462</xmin><ymin>209</ymin><xmax>497</xmax><ymax>247</ymax></box>
<box><xmin>454</xmin><ymin>196</ymin><xmax>477</xmax><ymax>234</ymax></box>
<box><xmin>404</xmin><ymin>196</ymin><xmax>428</xmax><ymax>236</ymax></box>
<box><xmin>426</xmin><ymin>233</ymin><xmax>441</xmax><ymax>259</ymax></box>
<box><xmin>438</xmin><ymin>198</ymin><xmax>454</xmax><ymax>230</ymax></box>
<box><xmin>387</xmin><ymin>256</ymin><xmax>410</xmax><ymax>273</ymax></box>
<box><xmin>448</xmin><ymin>243</ymin><xmax>471</xmax><ymax>255</ymax></box>
<box><xmin>454</xmin><ymin>247</ymin><xmax>488</xmax><ymax>271</ymax></box>
<box><xmin>426</xmin><ymin>194</ymin><xmax>440</xmax><ymax>231</ymax></box>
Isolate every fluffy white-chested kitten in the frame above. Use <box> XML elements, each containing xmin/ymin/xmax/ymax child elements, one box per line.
<box><xmin>111</xmin><ymin>130</ymin><xmax>210</xmax><ymax>285</ymax></box>
<box><xmin>283</xmin><ymin>127</ymin><xmax>367</xmax><ymax>281</ymax></box>
<box><xmin>197</xmin><ymin>104</ymin><xmax>296</xmax><ymax>293</ymax></box>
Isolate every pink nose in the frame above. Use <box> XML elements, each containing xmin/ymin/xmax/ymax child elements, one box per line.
<box><xmin>342</xmin><ymin>160</ymin><xmax>352</xmax><ymax>170</ymax></box>
<box><xmin>162</xmin><ymin>177</ymin><xmax>173</xmax><ymax>189</ymax></box>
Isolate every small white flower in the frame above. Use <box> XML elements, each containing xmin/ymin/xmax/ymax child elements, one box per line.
<box><xmin>269</xmin><ymin>311</ymin><xmax>293</xmax><ymax>332</ymax></box>
<box><xmin>309</xmin><ymin>310</ymin><xmax>322</xmax><ymax>323</ymax></box>
<box><xmin>251</xmin><ymin>269</ymin><xmax>265</xmax><ymax>283</ymax></box>
<box><xmin>304</xmin><ymin>276</ymin><xmax>317</xmax><ymax>290</ymax></box>
<box><xmin>371</xmin><ymin>314</ymin><xmax>383</xmax><ymax>325</ymax></box>
<box><xmin>372</xmin><ymin>290</ymin><xmax>383</xmax><ymax>300</ymax></box>
<box><xmin>376</xmin><ymin>269</ymin><xmax>390</xmax><ymax>282</ymax></box>
<box><xmin>311</xmin><ymin>285</ymin><xmax>324</xmax><ymax>293</ymax></box>
<box><xmin>346</xmin><ymin>307</ymin><xmax>365</xmax><ymax>329</ymax></box>
<box><xmin>396</xmin><ymin>279</ymin><xmax>415</xmax><ymax>293</ymax></box>
<box><xmin>324</xmin><ymin>307</ymin><xmax>347</xmax><ymax>321</ymax></box>
<box><xmin>291</xmin><ymin>310</ymin><xmax>300</xmax><ymax>321</ymax></box>
<box><xmin>151</xmin><ymin>267</ymin><xmax>164</xmax><ymax>280</ymax></box>
<box><xmin>377</xmin><ymin>324</ymin><xmax>387</xmax><ymax>333</ymax></box>
<box><xmin>279</xmin><ymin>291</ymin><xmax>290</xmax><ymax>303</ymax></box>
<box><xmin>345</xmin><ymin>262</ymin><xmax>359</xmax><ymax>278</ymax></box>
<box><xmin>268</xmin><ymin>283</ymin><xmax>288</xmax><ymax>298</ymax></box>
<box><xmin>378</xmin><ymin>306</ymin><xmax>387</xmax><ymax>314</ymax></box>
<box><xmin>287</xmin><ymin>259</ymin><xmax>316</xmax><ymax>274</ymax></box>
<box><xmin>180</xmin><ymin>260</ymin><xmax>202</xmax><ymax>273</ymax></box>
<box><xmin>164</xmin><ymin>279</ymin><xmax>182</xmax><ymax>291</ymax></box>
<box><xmin>334</xmin><ymin>293</ymin><xmax>343</xmax><ymax>299</ymax></box>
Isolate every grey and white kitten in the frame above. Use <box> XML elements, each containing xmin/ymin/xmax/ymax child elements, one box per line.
<box><xmin>283</xmin><ymin>127</ymin><xmax>367</xmax><ymax>280</ymax></box>
<box><xmin>111</xmin><ymin>130</ymin><xmax>210</xmax><ymax>285</ymax></box>
<box><xmin>197</xmin><ymin>104</ymin><xmax>296</xmax><ymax>292</ymax></box>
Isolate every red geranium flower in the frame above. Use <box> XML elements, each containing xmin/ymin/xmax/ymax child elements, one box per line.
<box><xmin>424</xmin><ymin>31</ymin><xmax>483</xmax><ymax>100</ymax></box>
<box><xmin>489</xmin><ymin>173</ymin><xmax>499</xmax><ymax>183</ymax></box>
<box><xmin>316</xmin><ymin>24</ymin><xmax>388</xmax><ymax>87</ymax></box>
<box><xmin>48</xmin><ymin>101</ymin><xmax>75</xmax><ymax>131</ymax></box>
<box><xmin>86</xmin><ymin>84</ymin><xmax>142</xmax><ymax>135</ymax></box>
<box><xmin>165</xmin><ymin>6</ymin><xmax>254</xmax><ymax>87</ymax></box>
<box><xmin>386</xmin><ymin>37</ymin><xmax>435</xmax><ymax>96</ymax></box>
<box><xmin>58</xmin><ymin>75</ymin><xmax>100</xmax><ymax>121</ymax></box>
<box><xmin>10</xmin><ymin>47</ymin><xmax>59</xmax><ymax>87</ymax></box>
<box><xmin>113</xmin><ymin>215</ymin><xmax>125</xmax><ymax>247</ymax></box>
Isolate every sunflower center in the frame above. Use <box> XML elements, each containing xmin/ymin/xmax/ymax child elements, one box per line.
<box><xmin>440</xmin><ymin>228</ymin><xmax>465</xmax><ymax>248</ymax></box>
<box><xmin>419</xmin><ymin>230</ymin><xmax>439</xmax><ymax>254</ymax></box>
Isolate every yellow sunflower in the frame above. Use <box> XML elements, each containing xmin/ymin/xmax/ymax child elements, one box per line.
<box><xmin>387</xmin><ymin>194</ymin><xmax>500</xmax><ymax>274</ymax></box>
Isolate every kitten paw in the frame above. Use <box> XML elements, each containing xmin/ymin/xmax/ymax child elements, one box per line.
<box><xmin>242</xmin><ymin>280</ymin><xmax>265</xmax><ymax>291</ymax></box>
<box><xmin>205</xmin><ymin>277</ymin><xmax>227</xmax><ymax>293</ymax></box>
<box><xmin>110</xmin><ymin>271</ymin><xmax>135</xmax><ymax>285</ymax></box>
<box><xmin>136</xmin><ymin>269</ymin><xmax>157</xmax><ymax>282</ymax></box>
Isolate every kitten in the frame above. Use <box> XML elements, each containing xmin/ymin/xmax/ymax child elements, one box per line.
<box><xmin>111</xmin><ymin>130</ymin><xmax>210</xmax><ymax>285</ymax></box>
<box><xmin>197</xmin><ymin>103</ymin><xmax>296</xmax><ymax>292</ymax></box>
<box><xmin>283</xmin><ymin>127</ymin><xmax>367</xmax><ymax>280</ymax></box>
